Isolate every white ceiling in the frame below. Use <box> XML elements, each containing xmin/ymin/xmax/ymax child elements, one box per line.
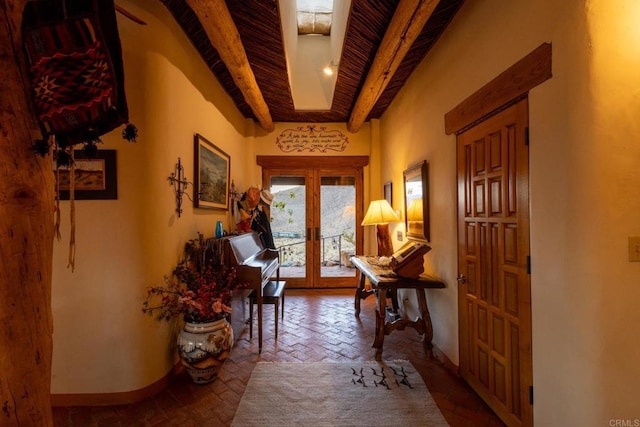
<box><xmin>279</xmin><ymin>0</ymin><xmax>351</xmax><ymax>111</ymax></box>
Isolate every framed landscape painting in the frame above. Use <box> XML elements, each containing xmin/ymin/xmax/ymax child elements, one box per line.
<box><xmin>57</xmin><ymin>150</ymin><xmax>117</xmax><ymax>200</ymax></box>
<box><xmin>194</xmin><ymin>133</ymin><xmax>230</xmax><ymax>210</ymax></box>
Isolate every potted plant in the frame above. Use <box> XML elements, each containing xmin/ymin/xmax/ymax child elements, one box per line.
<box><xmin>142</xmin><ymin>234</ymin><xmax>245</xmax><ymax>384</ymax></box>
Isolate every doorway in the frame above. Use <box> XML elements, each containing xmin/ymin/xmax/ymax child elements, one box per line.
<box><xmin>258</xmin><ymin>156</ymin><xmax>367</xmax><ymax>288</ymax></box>
<box><xmin>456</xmin><ymin>98</ymin><xmax>532</xmax><ymax>426</ymax></box>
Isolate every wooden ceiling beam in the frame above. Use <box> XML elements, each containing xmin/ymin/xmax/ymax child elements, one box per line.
<box><xmin>348</xmin><ymin>0</ymin><xmax>440</xmax><ymax>133</ymax></box>
<box><xmin>185</xmin><ymin>0</ymin><xmax>274</xmax><ymax>132</ymax></box>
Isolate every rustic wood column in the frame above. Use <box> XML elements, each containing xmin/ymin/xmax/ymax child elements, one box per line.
<box><xmin>1</xmin><ymin>1</ymin><xmax>56</xmax><ymax>425</ymax></box>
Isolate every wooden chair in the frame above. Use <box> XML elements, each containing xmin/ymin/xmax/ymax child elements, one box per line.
<box><xmin>249</xmin><ymin>280</ymin><xmax>286</xmax><ymax>340</ymax></box>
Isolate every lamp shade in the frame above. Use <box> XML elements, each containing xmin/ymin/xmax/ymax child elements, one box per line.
<box><xmin>407</xmin><ymin>198</ymin><xmax>423</xmax><ymax>221</ymax></box>
<box><xmin>361</xmin><ymin>199</ymin><xmax>400</xmax><ymax>226</ymax></box>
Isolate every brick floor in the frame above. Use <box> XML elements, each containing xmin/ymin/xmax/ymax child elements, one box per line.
<box><xmin>52</xmin><ymin>289</ymin><xmax>505</xmax><ymax>426</ymax></box>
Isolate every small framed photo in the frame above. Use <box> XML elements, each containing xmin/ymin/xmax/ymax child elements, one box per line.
<box><xmin>194</xmin><ymin>133</ymin><xmax>230</xmax><ymax>210</ymax></box>
<box><xmin>57</xmin><ymin>150</ymin><xmax>117</xmax><ymax>200</ymax></box>
<box><xmin>383</xmin><ymin>181</ymin><xmax>392</xmax><ymax>205</ymax></box>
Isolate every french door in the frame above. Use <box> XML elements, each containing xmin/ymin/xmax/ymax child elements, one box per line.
<box><xmin>258</xmin><ymin>156</ymin><xmax>367</xmax><ymax>288</ymax></box>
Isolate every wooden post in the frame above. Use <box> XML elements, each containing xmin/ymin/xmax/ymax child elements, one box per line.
<box><xmin>0</xmin><ymin>1</ymin><xmax>56</xmax><ymax>425</ymax></box>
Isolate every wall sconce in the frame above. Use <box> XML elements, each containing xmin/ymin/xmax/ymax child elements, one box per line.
<box><xmin>361</xmin><ymin>199</ymin><xmax>401</xmax><ymax>256</ymax></box>
<box><xmin>168</xmin><ymin>158</ymin><xmax>193</xmax><ymax>217</ymax></box>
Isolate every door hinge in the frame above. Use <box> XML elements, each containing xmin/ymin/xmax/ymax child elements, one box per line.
<box><xmin>529</xmin><ymin>385</ymin><xmax>534</xmax><ymax>404</ymax></box>
<box><xmin>527</xmin><ymin>256</ymin><xmax>531</xmax><ymax>274</ymax></box>
<box><xmin>525</xmin><ymin>126</ymin><xmax>530</xmax><ymax>146</ymax></box>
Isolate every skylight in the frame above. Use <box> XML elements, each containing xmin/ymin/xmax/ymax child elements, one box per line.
<box><xmin>297</xmin><ymin>0</ymin><xmax>333</xmax><ymax>35</ymax></box>
<box><xmin>281</xmin><ymin>0</ymin><xmax>349</xmax><ymax>110</ymax></box>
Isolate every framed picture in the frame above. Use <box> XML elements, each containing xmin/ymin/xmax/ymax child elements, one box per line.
<box><xmin>403</xmin><ymin>160</ymin><xmax>429</xmax><ymax>242</ymax></box>
<box><xmin>383</xmin><ymin>181</ymin><xmax>392</xmax><ymax>205</ymax></box>
<box><xmin>57</xmin><ymin>150</ymin><xmax>117</xmax><ymax>200</ymax></box>
<box><xmin>194</xmin><ymin>133</ymin><xmax>230</xmax><ymax>210</ymax></box>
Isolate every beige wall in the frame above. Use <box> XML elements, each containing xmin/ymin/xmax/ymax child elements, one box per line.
<box><xmin>381</xmin><ymin>0</ymin><xmax>640</xmax><ymax>425</ymax></box>
<box><xmin>244</xmin><ymin>120</ymin><xmax>373</xmax><ymax>184</ymax></box>
<box><xmin>247</xmin><ymin>121</ymin><xmax>380</xmax><ymax>253</ymax></box>
<box><xmin>51</xmin><ymin>0</ymin><xmax>248</xmax><ymax>393</ymax></box>
<box><xmin>50</xmin><ymin>0</ymin><xmax>640</xmax><ymax>423</ymax></box>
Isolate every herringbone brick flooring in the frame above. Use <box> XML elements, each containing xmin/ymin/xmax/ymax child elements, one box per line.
<box><xmin>52</xmin><ymin>289</ymin><xmax>505</xmax><ymax>426</ymax></box>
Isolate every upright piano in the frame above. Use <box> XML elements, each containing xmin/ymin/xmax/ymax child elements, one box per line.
<box><xmin>209</xmin><ymin>232</ymin><xmax>279</xmax><ymax>352</ymax></box>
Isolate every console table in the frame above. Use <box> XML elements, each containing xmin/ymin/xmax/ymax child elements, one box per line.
<box><xmin>351</xmin><ymin>256</ymin><xmax>445</xmax><ymax>357</ymax></box>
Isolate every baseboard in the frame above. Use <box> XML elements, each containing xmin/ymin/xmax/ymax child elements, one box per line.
<box><xmin>51</xmin><ymin>362</ymin><xmax>183</xmax><ymax>407</ymax></box>
<box><xmin>431</xmin><ymin>343</ymin><xmax>460</xmax><ymax>377</ymax></box>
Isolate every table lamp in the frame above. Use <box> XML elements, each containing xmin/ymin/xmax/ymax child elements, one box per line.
<box><xmin>361</xmin><ymin>199</ymin><xmax>400</xmax><ymax>256</ymax></box>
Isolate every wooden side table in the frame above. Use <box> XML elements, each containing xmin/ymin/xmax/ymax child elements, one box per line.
<box><xmin>351</xmin><ymin>256</ymin><xmax>446</xmax><ymax>357</ymax></box>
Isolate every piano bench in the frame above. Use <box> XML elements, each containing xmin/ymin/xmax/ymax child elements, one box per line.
<box><xmin>249</xmin><ymin>280</ymin><xmax>286</xmax><ymax>340</ymax></box>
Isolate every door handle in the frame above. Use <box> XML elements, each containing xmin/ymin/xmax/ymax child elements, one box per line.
<box><xmin>457</xmin><ymin>274</ymin><xmax>467</xmax><ymax>284</ymax></box>
<box><xmin>307</xmin><ymin>228</ymin><xmax>311</xmax><ymax>241</ymax></box>
<box><xmin>315</xmin><ymin>227</ymin><xmax>320</xmax><ymax>240</ymax></box>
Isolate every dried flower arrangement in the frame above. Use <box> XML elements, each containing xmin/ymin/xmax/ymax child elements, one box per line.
<box><xmin>142</xmin><ymin>234</ymin><xmax>245</xmax><ymax>323</ymax></box>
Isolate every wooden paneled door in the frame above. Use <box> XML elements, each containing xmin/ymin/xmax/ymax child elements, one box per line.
<box><xmin>457</xmin><ymin>98</ymin><xmax>533</xmax><ymax>426</ymax></box>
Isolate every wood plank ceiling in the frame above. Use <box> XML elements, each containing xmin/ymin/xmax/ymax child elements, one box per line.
<box><xmin>160</xmin><ymin>0</ymin><xmax>465</xmax><ymax>132</ymax></box>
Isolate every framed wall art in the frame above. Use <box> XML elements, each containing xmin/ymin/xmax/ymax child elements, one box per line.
<box><xmin>57</xmin><ymin>149</ymin><xmax>117</xmax><ymax>200</ymax></box>
<box><xmin>383</xmin><ymin>181</ymin><xmax>392</xmax><ymax>205</ymax></box>
<box><xmin>403</xmin><ymin>160</ymin><xmax>429</xmax><ymax>242</ymax></box>
<box><xmin>194</xmin><ymin>133</ymin><xmax>230</xmax><ymax>210</ymax></box>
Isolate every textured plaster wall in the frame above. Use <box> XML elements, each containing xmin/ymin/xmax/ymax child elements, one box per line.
<box><xmin>381</xmin><ymin>0</ymin><xmax>640</xmax><ymax>425</ymax></box>
<box><xmin>49</xmin><ymin>1</ymin><xmax>640</xmax><ymax>423</ymax></box>
<box><xmin>51</xmin><ymin>0</ymin><xmax>248</xmax><ymax>393</ymax></box>
<box><xmin>248</xmin><ymin>121</ymin><xmax>376</xmax><ymax>252</ymax></box>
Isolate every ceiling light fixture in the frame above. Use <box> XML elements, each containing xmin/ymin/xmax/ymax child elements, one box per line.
<box><xmin>323</xmin><ymin>60</ymin><xmax>339</xmax><ymax>76</ymax></box>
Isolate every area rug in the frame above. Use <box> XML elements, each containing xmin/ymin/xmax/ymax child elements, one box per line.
<box><xmin>231</xmin><ymin>361</ymin><xmax>449</xmax><ymax>426</ymax></box>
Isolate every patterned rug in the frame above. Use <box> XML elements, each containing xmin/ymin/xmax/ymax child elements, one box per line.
<box><xmin>231</xmin><ymin>361</ymin><xmax>449</xmax><ymax>426</ymax></box>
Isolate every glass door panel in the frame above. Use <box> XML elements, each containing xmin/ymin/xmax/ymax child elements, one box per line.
<box><xmin>268</xmin><ymin>173</ymin><xmax>312</xmax><ymax>288</ymax></box>
<box><xmin>264</xmin><ymin>165</ymin><xmax>362</xmax><ymax>289</ymax></box>
<box><xmin>316</xmin><ymin>173</ymin><xmax>357</xmax><ymax>286</ymax></box>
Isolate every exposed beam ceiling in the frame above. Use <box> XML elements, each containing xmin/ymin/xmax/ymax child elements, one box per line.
<box><xmin>161</xmin><ymin>0</ymin><xmax>466</xmax><ymax>133</ymax></box>
<box><xmin>185</xmin><ymin>0</ymin><xmax>274</xmax><ymax>132</ymax></box>
<box><xmin>348</xmin><ymin>0</ymin><xmax>440</xmax><ymax>132</ymax></box>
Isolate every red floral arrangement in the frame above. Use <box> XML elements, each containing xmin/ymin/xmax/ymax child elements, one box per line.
<box><xmin>142</xmin><ymin>234</ymin><xmax>245</xmax><ymax>323</ymax></box>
